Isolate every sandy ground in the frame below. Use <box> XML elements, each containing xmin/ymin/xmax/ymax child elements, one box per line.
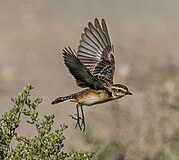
<box><xmin>1</xmin><ymin>0</ymin><xmax>179</xmax><ymax>159</ymax></box>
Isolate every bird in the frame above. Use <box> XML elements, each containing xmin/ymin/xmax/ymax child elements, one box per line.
<box><xmin>52</xmin><ymin>18</ymin><xmax>132</xmax><ymax>132</ymax></box>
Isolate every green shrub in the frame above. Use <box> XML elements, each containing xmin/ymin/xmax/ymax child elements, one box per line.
<box><xmin>0</xmin><ymin>84</ymin><xmax>94</xmax><ymax>160</ymax></box>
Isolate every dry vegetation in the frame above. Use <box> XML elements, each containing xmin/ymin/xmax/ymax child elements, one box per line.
<box><xmin>0</xmin><ymin>1</ymin><xmax>179</xmax><ymax>159</ymax></box>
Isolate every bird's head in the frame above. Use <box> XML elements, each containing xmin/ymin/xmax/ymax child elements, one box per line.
<box><xmin>110</xmin><ymin>84</ymin><xmax>132</xmax><ymax>99</ymax></box>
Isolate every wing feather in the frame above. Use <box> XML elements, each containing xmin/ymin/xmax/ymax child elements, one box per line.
<box><xmin>62</xmin><ymin>47</ymin><xmax>105</xmax><ymax>90</ymax></box>
<box><xmin>102</xmin><ymin>19</ymin><xmax>111</xmax><ymax>46</ymax></box>
<box><xmin>77</xmin><ymin>18</ymin><xmax>115</xmax><ymax>85</ymax></box>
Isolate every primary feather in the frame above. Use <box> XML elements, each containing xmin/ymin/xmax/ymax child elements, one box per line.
<box><xmin>77</xmin><ymin>18</ymin><xmax>115</xmax><ymax>85</ymax></box>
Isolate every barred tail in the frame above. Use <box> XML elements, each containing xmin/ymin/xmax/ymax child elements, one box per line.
<box><xmin>51</xmin><ymin>96</ymin><xmax>71</xmax><ymax>105</ymax></box>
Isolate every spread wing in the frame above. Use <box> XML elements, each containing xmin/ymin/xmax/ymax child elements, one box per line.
<box><xmin>62</xmin><ymin>47</ymin><xmax>105</xmax><ymax>90</ymax></box>
<box><xmin>76</xmin><ymin>18</ymin><xmax>115</xmax><ymax>86</ymax></box>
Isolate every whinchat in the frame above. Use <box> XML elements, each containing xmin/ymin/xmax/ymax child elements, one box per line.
<box><xmin>52</xmin><ymin>18</ymin><xmax>132</xmax><ymax>132</ymax></box>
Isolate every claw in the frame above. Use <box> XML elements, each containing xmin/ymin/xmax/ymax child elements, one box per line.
<box><xmin>69</xmin><ymin>114</ymin><xmax>82</xmax><ymax>129</ymax></box>
<box><xmin>69</xmin><ymin>114</ymin><xmax>82</xmax><ymax>120</ymax></box>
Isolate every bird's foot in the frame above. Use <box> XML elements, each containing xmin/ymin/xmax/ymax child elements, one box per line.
<box><xmin>69</xmin><ymin>114</ymin><xmax>85</xmax><ymax>132</ymax></box>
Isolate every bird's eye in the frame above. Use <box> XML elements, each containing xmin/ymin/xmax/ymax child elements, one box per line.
<box><xmin>113</xmin><ymin>88</ymin><xmax>117</xmax><ymax>91</ymax></box>
<box><xmin>118</xmin><ymin>89</ymin><xmax>121</xmax><ymax>92</ymax></box>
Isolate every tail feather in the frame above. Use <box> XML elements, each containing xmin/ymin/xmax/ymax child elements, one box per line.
<box><xmin>51</xmin><ymin>96</ymin><xmax>69</xmax><ymax>105</ymax></box>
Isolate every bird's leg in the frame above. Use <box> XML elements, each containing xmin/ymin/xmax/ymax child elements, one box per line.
<box><xmin>69</xmin><ymin>104</ymin><xmax>85</xmax><ymax>132</ymax></box>
<box><xmin>80</xmin><ymin>105</ymin><xmax>85</xmax><ymax>132</ymax></box>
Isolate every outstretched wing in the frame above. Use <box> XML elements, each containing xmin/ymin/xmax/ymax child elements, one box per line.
<box><xmin>77</xmin><ymin>18</ymin><xmax>115</xmax><ymax>86</ymax></box>
<box><xmin>62</xmin><ymin>47</ymin><xmax>105</xmax><ymax>90</ymax></box>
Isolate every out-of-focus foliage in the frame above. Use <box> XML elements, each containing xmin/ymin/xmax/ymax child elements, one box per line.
<box><xmin>0</xmin><ymin>84</ymin><xmax>94</xmax><ymax>160</ymax></box>
<box><xmin>83</xmin><ymin>127</ymin><xmax>125</xmax><ymax>160</ymax></box>
<box><xmin>170</xmin><ymin>128</ymin><xmax>179</xmax><ymax>159</ymax></box>
<box><xmin>83</xmin><ymin>120</ymin><xmax>179</xmax><ymax>160</ymax></box>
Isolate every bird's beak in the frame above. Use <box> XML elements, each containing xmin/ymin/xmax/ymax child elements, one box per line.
<box><xmin>126</xmin><ymin>91</ymin><xmax>132</xmax><ymax>95</ymax></box>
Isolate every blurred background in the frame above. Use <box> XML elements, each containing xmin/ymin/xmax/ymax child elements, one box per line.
<box><xmin>1</xmin><ymin>0</ymin><xmax>179</xmax><ymax>159</ymax></box>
